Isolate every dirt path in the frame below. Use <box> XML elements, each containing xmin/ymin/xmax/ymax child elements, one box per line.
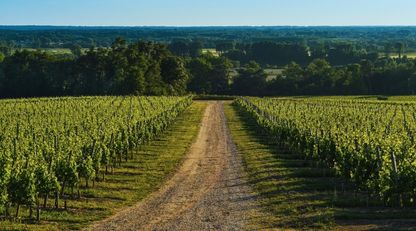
<box><xmin>88</xmin><ymin>101</ymin><xmax>258</xmax><ymax>231</ymax></box>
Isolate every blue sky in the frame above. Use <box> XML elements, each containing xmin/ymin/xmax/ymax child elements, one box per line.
<box><xmin>1</xmin><ymin>0</ymin><xmax>415</xmax><ymax>26</ymax></box>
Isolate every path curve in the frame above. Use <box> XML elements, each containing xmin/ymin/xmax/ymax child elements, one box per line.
<box><xmin>87</xmin><ymin>101</ymin><xmax>257</xmax><ymax>231</ymax></box>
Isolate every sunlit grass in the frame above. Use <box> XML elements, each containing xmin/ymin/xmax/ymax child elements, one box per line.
<box><xmin>0</xmin><ymin>102</ymin><xmax>207</xmax><ymax>230</ymax></box>
<box><xmin>224</xmin><ymin>101</ymin><xmax>416</xmax><ymax>230</ymax></box>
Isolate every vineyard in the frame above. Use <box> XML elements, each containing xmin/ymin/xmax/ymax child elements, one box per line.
<box><xmin>235</xmin><ymin>97</ymin><xmax>416</xmax><ymax>207</ymax></box>
<box><xmin>0</xmin><ymin>96</ymin><xmax>192</xmax><ymax>221</ymax></box>
<box><xmin>2</xmin><ymin>95</ymin><xmax>416</xmax><ymax>230</ymax></box>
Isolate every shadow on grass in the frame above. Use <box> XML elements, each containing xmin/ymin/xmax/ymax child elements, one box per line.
<box><xmin>0</xmin><ymin>102</ymin><xmax>208</xmax><ymax>230</ymax></box>
<box><xmin>226</xmin><ymin>102</ymin><xmax>416</xmax><ymax>230</ymax></box>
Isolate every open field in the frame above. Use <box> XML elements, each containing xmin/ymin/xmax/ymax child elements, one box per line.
<box><xmin>201</xmin><ymin>48</ymin><xmax>220</xmax><ymax>57</ymax></box>
<box><xmin>12</xmin><ymin>48</ymin><xmax>90</xmax><ymax>55</ymax></box>
<box><xmin>264</xmin><ymin>68</ymin><xmax>284</xmax><ymax>81</ymax></box>
<box><xmin>380</xmin><ymin>52</ymin><xmax>416</xmax><ymax>59</ymax></box>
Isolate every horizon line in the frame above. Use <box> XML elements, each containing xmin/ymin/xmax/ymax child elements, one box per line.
<box><xmin>1</xmin><ymin>24</ymin><xmax>416</xmax><ymax>28</ymax></box>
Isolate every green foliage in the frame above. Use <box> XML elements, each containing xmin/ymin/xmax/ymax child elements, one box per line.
<box><xmin>187</xmin><ymin>55</ymin><xmax>232</xmax><ymax>95</ymax></box>
<box><xmin>1</xmin><ymin>33</ymin><xmax>416</xmax><ymax>97</ymax></box>
<box><xmin>161</xmin><ymin>56</ymin><xmax>189</xmax><ymax>95</ymax></box>
<box><xmin>0</xmin><ymin>148</ymin><xmax>11</xmax><ymax>212</ymax></box>
<box><xmin>0</xmin><ymin>39</ymin><xmax>190</xmax><ymax>98</ymax></box>
<box><xmin>69</xmin><ymin>44</ymin><xmax>83</xmax><ymax>57</ymax></box>
<box><xmin>0</xmin><ymin>96</ymin><xmax>192</xmax><ymax>220</ymax></box>
<box><xmin>189</xmin><ymin>41</ymin><xmax>203</xmax><ymax>58</ymax></box>
<box><xmin>236</xmin><ymin>97</ymin><xmax>416</xmax><ymax>206</ymax></box>
<box><xmin>8</xmin><ymin>171</ymin><xmax>36</xmax><ymax>206</ymax></box>
<box><xmin>232</xmin><ymin>61</ymin><xmax>267</xmax><ymax>96</ymax></box>
<box><xmin>0</xmin><ymin>100</ymin><xmax>205</xmax><ymax>230</ymax></box>
<box><xmin>215</xmin><ymin>41</ymin><xmax>234</xmax><ymax>54</ymax></box>
<box><xmin>34</xmin><ymin>166</ymin><xmax>59</xmax><ymax>197</ymax></box>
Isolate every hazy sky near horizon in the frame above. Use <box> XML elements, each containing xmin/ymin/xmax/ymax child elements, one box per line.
<box><xmin>1</xmin><ymin>0</ymin><xmax>415</xmax><ymax>26</ymax></box>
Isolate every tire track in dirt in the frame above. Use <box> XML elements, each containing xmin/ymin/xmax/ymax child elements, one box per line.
<box><xmin>87</xmin><ymin>101</ymin><xmax>258</xmax><ymax>231</ymax></box>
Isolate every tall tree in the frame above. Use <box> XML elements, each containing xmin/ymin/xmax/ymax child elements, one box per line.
<box><xmin>189</xmin><ymin>41</ymin><xmax>203</xmax><ymax>58</ymax></box>
<box><xmin>69</xmin><ymin>44</ymin><xmax>83</xmax><ymax>58</ymax></box>
<box><xmin>232</xmin><ymin>61</ymin><xmax>267</xmax><ymax>96</ymax></box>
<box><xmin>395</xmin><ymin>42</ymin><xmax>405</xmax><ymax>59</ymax></box>
<box><xmin>187</xmin><ymin>56</ymin><xmax>232</xmax><ymax>95</ymax></box>
<box><xmin>160</xmin><ymin>56</ymin><xmax>189</xmax><ymax>95</ymax></box>
<box><xmin>168</xmin><ymin>41</ymin><xmax>189</xmax><ymax>56</ymax></box>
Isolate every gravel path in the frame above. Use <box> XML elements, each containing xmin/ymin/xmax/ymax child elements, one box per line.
<box><xmin>87</xmin><ymin>101</ymin><xmax>258</xmax><ymax>231</ymax></box>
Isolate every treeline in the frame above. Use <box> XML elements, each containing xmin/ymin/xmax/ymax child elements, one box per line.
<box><xmin>0</xmin><ymin>39</ymin><xmax>188</xmax><ymax>98</ymax></box>
<box><xmin>1</xmin><ymin>26</ymin><xmax>416</xmax><ymax>52</ymax></box>
<box><xmin>184</xmin><ymin>53</ymin><xmax>416</xmax><ymax>96</ymax></box>
<box><xmin>170</xmin><ymin>40</ymin><xmax>405</xmax><ymax>67</ymax></box>
<box><xmin>1</xmin><ymin>38</ymin><xmax>416</xmax><ymax>98</ymax></box>
<box><xmin>235</xmin><ymin>58</ymin><xmax>416</xmax><ymax>96</ymax></box>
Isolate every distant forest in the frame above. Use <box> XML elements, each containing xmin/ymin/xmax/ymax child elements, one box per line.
<box><xmin>0</xmin><ymin>26</ymin><xmax>416</xmax><ymax>97</ymax></box>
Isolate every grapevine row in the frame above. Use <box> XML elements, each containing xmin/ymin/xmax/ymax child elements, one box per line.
<box><xmin>0</xmin><ymin>96</ymin><xmax>192</xmax><ymax>219</ymax></box>
<box><xmin>235</xmin><ymin>97</ymin><xmax>416</xmax><ymax>207</ymax></box>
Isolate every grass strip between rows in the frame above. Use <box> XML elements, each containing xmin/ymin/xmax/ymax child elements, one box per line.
<box><xmin>1</xmin><ymin>101</ymin><xmax>207</xmax><ymax>231</ymax></box>
<box><xmin>224</xmin><ymin>101</ymin><xmax>416</xmax><ymax>230</ymax></box>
